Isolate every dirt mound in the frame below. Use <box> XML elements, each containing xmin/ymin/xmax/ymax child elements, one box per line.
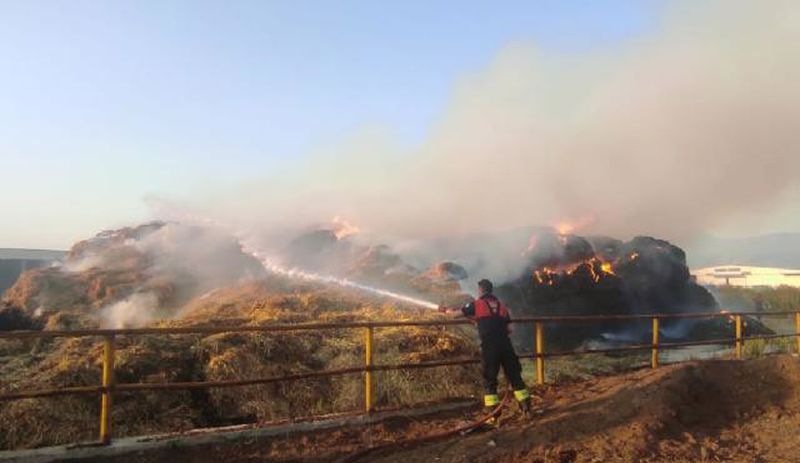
<box><xmin>54</xmin><ymin>355</ymin><xmax>800</xmax><ymax>463</ymax></box>
<box><xmin>368</xmin><ymin>355</ymin><xmax>800</xmax><ymax>463</ymax></box>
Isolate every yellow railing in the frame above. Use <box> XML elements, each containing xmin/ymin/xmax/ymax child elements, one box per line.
<box><xmin>0</xmin><ymin>310</ymin><xmax>798</xmax><ymax>447</ymax></box>
<box><xmin>651</xmin><ymin>317</ymin><xmax>660</xmax><ymax>368</ymax></box>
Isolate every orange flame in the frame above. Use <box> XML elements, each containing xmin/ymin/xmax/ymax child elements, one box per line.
<box><xmin>331</xmin><ymin>216</ymin><xmax>360</xmax><ymax>240</ymax></box>
<box><xmin>556</xmin><ymin>222</ymin><xmax>575</xmax><ymax>236</ymax></box>
<box><xmin>601</xmin><ymin>261</ymin><xmax>614</xmax><ymax>275</ymax></box>
<box><xmin>534</xmin><ymin>257</ymin><xmax>616</xmax><ymax>286</ymax></box>
<box><xmin>553</xmin><ymin>214</ymin><xmax>596</xmax><ymax>237</ymax></box>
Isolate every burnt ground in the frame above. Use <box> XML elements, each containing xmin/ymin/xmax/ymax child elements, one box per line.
<box><xmin>64</xmin><ymin>355</ymin><xmax>800</xmax><ymax>463</ymax></box>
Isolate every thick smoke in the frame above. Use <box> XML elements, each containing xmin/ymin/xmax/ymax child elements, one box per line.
<box><xmin>100</xmin><ymin>292</ymin><xmax>160</xmax><ymax>329</ymax></box>
<box><xmin>46</xmin><ymin>0</ymin><xmax>800</xmax><ymax>332</ymax></box>
<box><xmin>89</xmin><ymin>1</ymin><xmax>800</xmax><ymax>330</ymax></box>
<box><xmin>44</xmin><ymin>222</ymin><xmax>266</xmax><ymax>328</ymax></box>
<box><xmin>152</xmin><ymin>1</ymin><xmax>799</xmax><ymax>271</ymax></box>
<box><xmin>131</xmin><ymin>223</ymin><xmax>266</xmax><ymax>291</ymax></box>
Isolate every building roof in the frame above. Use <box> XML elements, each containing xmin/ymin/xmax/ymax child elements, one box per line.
<box><xmin>692</xmin><ymin>265</ymin><xmax>800</xmax><ymax>287</ymax></box>
<box><xmin>0</xmin><ymin>248</ymin><xmax>66</xmax><ymax>261</ymax></box>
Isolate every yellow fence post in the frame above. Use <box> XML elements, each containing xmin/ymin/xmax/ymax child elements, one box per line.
<box><xmin>99</xmin><ymin>334</ymin><xmax>115</xmax><ymax>445</ymax></box>
<box><xmin>535</xmin><ymin>322</ymin><xmax>545</xmax><ymax>385</ymax></box>
<box><xmin>734</xmin><ymin>315</ymin><xmax>743</xmax><ymax>360</ymax></box>
<box><xmin>364</xmin><ymin>326</ymin><xmax>374</xmax><ymax>413</ymax></box>
<box><xmin>795</xmin><ymin>312</ymin><xmax>800</xmax><ymax>355</ymax></box>
<box><xmin>651</xmin><ymin>317</ymin><xmax>659</xmax><ymax>369</ymax></box>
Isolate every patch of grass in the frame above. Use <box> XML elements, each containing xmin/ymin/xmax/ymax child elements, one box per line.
<box><xmin>714</xmin><ymin>285</ymin><xmax>800</xmax><ymax>313</ymax></box>
<box><xmin>743</xmin><ymin>337</ymin><xmax>796</xmax><ymax>358</ymax></box>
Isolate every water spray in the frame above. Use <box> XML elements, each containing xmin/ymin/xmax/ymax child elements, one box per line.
<box><xmin>242</xmin><ymin>244</ymin><xmax>439</xmax><ymax>310</ymax></box>
<box><xmin>147</xmin><ymin>204</ymin><xmax>440</xmax><ymax>310</ymax></box>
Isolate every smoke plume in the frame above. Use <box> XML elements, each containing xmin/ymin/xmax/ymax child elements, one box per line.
<box><xmin>100</xmin><ymin>292</ymin><xmax>160</xmax><ymax>329</ymax></box>
<box><xmin>154</xmin><ymin>1</ymin><xmax>800</xmax><ymax>254</ymax></box>
<box><xmin>30</xmin><ymin>222</ymin><xmax>268</xmax><ymax>327</ymax></box>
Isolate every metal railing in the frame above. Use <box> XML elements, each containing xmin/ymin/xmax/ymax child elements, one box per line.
<box><xmin>0</xmin><ymin>310</ymin><xmax>798</xmax><ymax>446</ymax></box>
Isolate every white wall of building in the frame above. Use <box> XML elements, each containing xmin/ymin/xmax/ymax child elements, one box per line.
<box><xmin>692</xmin><ymin>265</ymin><xmax>800</xmax><ymax>288</ymax></box>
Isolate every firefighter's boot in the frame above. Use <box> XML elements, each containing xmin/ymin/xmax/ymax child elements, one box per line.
<box><xmin>482</xmin><ymin>394</ymin><xmax>501</xmax><ymax>428</ymax></box>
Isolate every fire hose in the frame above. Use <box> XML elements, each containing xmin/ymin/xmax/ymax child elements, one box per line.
<box><xmin>335</xmin><ymin>391</ymin><xmax>513</xmax><ymax>463</ymax></box>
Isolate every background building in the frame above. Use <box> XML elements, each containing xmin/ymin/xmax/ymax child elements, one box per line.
<box><xmin>0</xmin><ymin>249</ymin><xmax>66</xmax><ymax>294</ymax></box>
<box><xmin>692</xmin><ymin>265</ymin><xmax>800</xmax><ymax>288</ymax></box>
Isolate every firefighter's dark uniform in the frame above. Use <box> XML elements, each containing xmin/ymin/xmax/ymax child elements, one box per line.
<box><xmin>462</xmin><ymin>294</ymin><xmax>531</xmax><ymax>408</ymax></box>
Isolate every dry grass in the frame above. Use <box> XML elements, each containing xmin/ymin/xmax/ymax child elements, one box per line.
<box><xmin>0</xmin><ymin>277</ymin><xmax>483</xmax><ymax>450</ymax></box>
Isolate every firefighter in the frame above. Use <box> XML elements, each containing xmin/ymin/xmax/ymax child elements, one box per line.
<box><xmin>439</xmin><ymin>278</ymin><xmax>533</xmax><ymax>422</ymax></box>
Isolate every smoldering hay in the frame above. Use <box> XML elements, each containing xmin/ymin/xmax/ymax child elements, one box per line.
<box><xmin>153</xmin><ymin>0</ymin><xmax>800</xmax><ymax>247</ymax></box>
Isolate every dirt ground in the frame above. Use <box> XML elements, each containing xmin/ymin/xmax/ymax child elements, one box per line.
<box><xmin>75</xmin><ymin>355</ymin><xmax>800</xmax><ymax>463</ymax></box>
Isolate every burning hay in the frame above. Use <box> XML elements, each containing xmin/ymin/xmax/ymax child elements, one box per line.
<box><xmin>499</xmin><ymin>233</ymin><xmax>772</xmax><ymax>349</ymax></box>
<box><xmin>1</xmin><ymin>222</ymin><xmax>266</xmax><ymax>330</ymax></box>
<box><xmin>0</xmin><ymin>222</ymin><xmax>782</xmax><ymax>451</ymax></box>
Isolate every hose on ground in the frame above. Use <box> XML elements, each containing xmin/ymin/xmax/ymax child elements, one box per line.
<box><xmin>335</xmin><ymin>391</ymin><xmax>513</xmax><ymax>463</ymax></box>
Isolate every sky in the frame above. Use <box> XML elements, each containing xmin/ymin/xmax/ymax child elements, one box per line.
<box><xmin>1</xmin><ymin>0</ymin><xmax>797</xmax><ymax>249</ymax></box>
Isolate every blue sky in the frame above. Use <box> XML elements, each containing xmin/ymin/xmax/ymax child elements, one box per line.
<box><xmin>0</xmin><ymin>1</ymin><xmax>663</xmax><ymax>248</ymax></box>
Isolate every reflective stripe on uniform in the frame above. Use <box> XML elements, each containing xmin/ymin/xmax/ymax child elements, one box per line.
<box><xmin>483</xmin><ymin>394</ymin><xmax>500</xmax><ymax>406</ymax></box>
<box><xmin>513</xmin><ymin>389</ymin><xmax>530</xmax><ymax>401</ymax></box>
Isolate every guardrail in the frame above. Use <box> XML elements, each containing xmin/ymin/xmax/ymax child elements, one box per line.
<box><xmin>0</xmin><ymin>310</ymin><xmax>798</xmax><ymax>446</ymax></box>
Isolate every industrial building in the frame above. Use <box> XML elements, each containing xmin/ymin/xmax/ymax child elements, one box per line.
<box><xmin>692</xmin><ymin>265</ymin><xmax>800</xmax><ymax>288</ymax></box>
<box><xmin>0</xmin><ymin>248</ymin><xmax>66</xmax><ymax>294</ymax></box>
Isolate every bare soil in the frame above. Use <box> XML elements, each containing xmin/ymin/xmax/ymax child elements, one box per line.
<box><xmin>68</xmin><ymin>354</ymin><xmax>800</xmax><ymax>463</ymax></box>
